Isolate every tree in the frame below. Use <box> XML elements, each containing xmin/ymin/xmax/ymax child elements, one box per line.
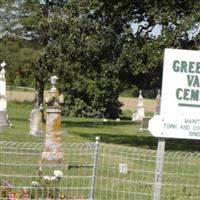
<box><xmin>115</xmin><ymin>0</ymin><xmax>200</xmax><ymax>91</ymax></box>
<box><xmin>3</xmin><ymin>0</ymin><xmax>66</xmax><ymax>107</ymax></box>
<box><xmin>0</xmin><ymin>37</ymin><xmax>37</xmax><ymax>87</ymax></box>
<box><xmin>1</xmin><ymin>0</ymin><xmax>200</xmax><ymax>117</ymax></box>
<box><xmin>41</xmin><ymin>0</ymin><xmax>136</xmax><ymax>117</ymax></box>
<box><xmin>47</xmin><ymin>0</ymin><xmax>200</xmax><ymax>116</ymax></box>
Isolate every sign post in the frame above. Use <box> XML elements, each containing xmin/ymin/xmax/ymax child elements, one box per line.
<box><xmin>153</xmin><ymin>138</ymin><xmax>165</xmax><ymax>200</ymax></box>
<box><xmin>149</xmin><ymin>48</ymin><xmax>200</xmax><ymax>200</ymax></box>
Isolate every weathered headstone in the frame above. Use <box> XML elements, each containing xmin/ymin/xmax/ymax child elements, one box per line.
<box><xmin>0</xmin><ymin>61</ymin><xmax>10</xmax><ymax>129</ymax></box>
<box><xmin>140</xmin><ymin>90</ymin><xmax>161</xmax><ymax>130</ymax></box>
<box><xmin>140</xmin><ymin>116</ymin><xmax>151</xmax><ymax>130</ymax></box>
<box><xmin>132</xmin><ymin>90</ymin><xmax>144</xmax><ymax>122</ymax></box>
<box><xmin>154</xmin><ymin>89</ymin><xmax>161</xmax><ymax>115</ymax></box>
<box><xmin>29</xmin><ymin>104</ymin><xmax>45</xmax><ymax>136</ymax></box>
<box><xmin>41</xmin><ymin>76</ymin><xmax>64</xmax><ymax>164</ymax></box>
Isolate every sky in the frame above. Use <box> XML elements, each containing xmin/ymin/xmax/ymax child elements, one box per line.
<box><xmin>131</xmin><ymin>22</ymin><xmax>162</xmax><ymax>37</ymax></box>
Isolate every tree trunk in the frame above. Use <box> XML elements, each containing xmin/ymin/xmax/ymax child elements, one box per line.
<box><xmin>35</xmin><ymin>79</ymin><xmax>45</xmax><ymax>109</ymax></box>
<box><xmin>34</xmin><ymin>78</ymin><xmax>45</xmax><ymax>122</ymax></box>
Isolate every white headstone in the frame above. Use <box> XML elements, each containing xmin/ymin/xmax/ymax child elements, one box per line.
<box><xmin>0</xmin><ymin>61</ymin><xmax>7</xmax><ymax>112</ymax></box>
<box><xmin>132</xmin><ymin>90</ymin><xmax>145</xmax><ymax>121</ymax></box>
<box><xmin>140</xmin><ymin>116</ymin><xmax>151</xmax><ymax>130</ymax></box>
<box><xmin>0</xmin><ymin>61</ymin><xmax>10</xmax><ymax>129</ymax></box>
<box><xmin>154</xmin><ymin>89</ymin><xmax>161</xmax><ymax>115</ymax></box>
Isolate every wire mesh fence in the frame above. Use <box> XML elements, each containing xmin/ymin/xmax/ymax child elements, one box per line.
<box><xmin>97</xmin><ymin>144</ymin><xmax>200</xmax><ymax>200</ymax></box>
<box><xmin>0</xmin><ymin>141</ymin><xmax>98</xmax><ymax>200</ymax></box>
<box><xmin>96</xmin><ymin>144</ymin><xmax>156</xmax><ymax>200</ymax></box>
<box><xmin>1</xmin><ymin>140</ymin><xmax>200</xmax><ymax>199</ymax></box>
<box><xmin>161</xmin><ymin>151</ymin><xmax>200</xmax><ymax>200</ymax></box>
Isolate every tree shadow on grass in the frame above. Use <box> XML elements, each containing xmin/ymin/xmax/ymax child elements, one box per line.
<box><xmin>62</xmin><ymin>118</ymin><xmax>200</xmax><ymax>152</ymax></box>
<box><xmin>165</xmin><ymin>138</ymin><xmax>200</xmax><ymax>152</ymax></box>
<box><xmin>73</xmin><ymin>132</ymin><xmax>157</xmax><ymax>150</ymax></box>
<box><xmin>62</xmin><ymin>119</ymin><xmax>136</xmax><ymax>128</ymax></box>
<box><xmin>10</xmin><ymin>117</ymin><xmax>29</xmax><ymax>122</ymax></box>
<box><xmin>74</xmin><ymin>132</ymin><xmax>200</xmax><ymax>152</ymax></box>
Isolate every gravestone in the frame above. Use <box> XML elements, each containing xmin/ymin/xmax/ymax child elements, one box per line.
<box><xmin>41</xmin><ymin>76</ymin><xmax>64</xmax><ymax>164</ymax></box>
<box><xmin>140</xmin><ymin>90</ymin><xmax>161</xmax><ymax>130</ymax></box>
<box><xmin>140</xmin><ymin>117</ymin><xmax>151</xmax><ymax>130</ymax></box>
<box><xmin>132</xmin><ymin>90</ymin><xmax>144</xmax><ymax>122</ymax></box>
<box><xmin>154</xmin><ymin>89</ymin><xmax>161</xmax><ymax>115</ymax></box>
<box><xmin>0</xmin><ymin>61</ymin><xmax>10</xmax><ymax>129</ymax></box>
<box><xmin>29</xmin><ymin>104</ymin><xmax>45</xmax><ymax>136</ymax></box>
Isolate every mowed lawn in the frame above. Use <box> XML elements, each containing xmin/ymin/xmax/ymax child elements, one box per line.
<box><xmin>2</xmin><ymin>102</ymin><xmax>200</xmax><ymax>200</ymax></box>
<box><xmin>1</xmin><ymin>101</ymin><xmax>200</xmax><ymax>151</ymax></box>
<box><xmin>1</xmin><ymin>101</ymin><xmax>157</xmax><ymax>149</ymax></box>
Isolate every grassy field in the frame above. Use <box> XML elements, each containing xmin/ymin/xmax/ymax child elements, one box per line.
<box><xmin>1</xmin><ymin>101</ymin><xmax>200</xmax><ymax>151</ymax></box>
<box><xmin>1</xmin><ymin>102</ymin><xmax>154</xmax><ymax>199</ymax></box>
<box><xmin>1</xmin><ymin>101</ymin><xmax>156</xmax><ymax>148</ymax></box>
<box><xmin>1</xmin><ymin>102</ymin><xmax>200</xmax><ymax>199</ymax></box>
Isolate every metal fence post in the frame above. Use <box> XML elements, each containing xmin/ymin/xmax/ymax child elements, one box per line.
<box><xmin>153</xmin><ymin>138</ymin><xmax>166</xmax><ymax>200</ymax></box>
<box><xmin>89</xmin><ymin>136</ymin><xmax>100</xmax><ymax>200</ymax></box>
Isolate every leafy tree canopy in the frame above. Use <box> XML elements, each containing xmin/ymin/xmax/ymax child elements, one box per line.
<box><xmin>1</xmin><ymin>0</ymin><xmax>200</xmax><ymax>117</ymax></box>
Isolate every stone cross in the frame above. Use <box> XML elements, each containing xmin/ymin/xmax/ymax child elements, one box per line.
<box><xmin>41</xmin><ymin>75</ymin><xmax>64</xmax><ymax>164</ymax></box>
<box><xmin>0</xmin><ymin>61</ymin><xmax>10</xmax><ymax>129</ymax></box>
<box><xmin>132</xmin><ymin>90</ymin><xmax>145</xmax><ymax>122</ymax></box>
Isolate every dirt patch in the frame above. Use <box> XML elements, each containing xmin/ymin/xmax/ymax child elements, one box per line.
<box><xmin>7</xmin><ymin>91</ymin><xmax>35</xmax><ymax>102</ymax></box>
<box><xmin>6</xmin><ymin>91</ymin><xmax>48</xmax><ymax>102</ymax></box>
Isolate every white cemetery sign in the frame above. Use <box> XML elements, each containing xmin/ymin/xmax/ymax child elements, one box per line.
<box><xmin>149</xmin><ymin>48</ymin><xmax>200</xmax><ymax>140</ymax></box>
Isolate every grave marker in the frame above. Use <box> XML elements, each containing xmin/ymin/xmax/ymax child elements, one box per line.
<box><xmin>140</xmin><ymin>117</ymin><xmax>151</xmax><ymax>130</ymax></box>
<box><xmin>41</xmin><ymin>75</ymin><xmax>64</xmax><ymax>164</ymax></box>
<box><xmin>154</xmin><ymin>89</ymin><xmax>161</xmax><ymax>116</ymax></box>
<box><xmin>0</xmin><ymin>61</ymin><xmax>10</xmax><ymax>129</ymax></box>
<box><xmin>29</xmin><ymin>104</ymin><xmax>45</xmax><ymax>136</ymax></box>
<box><xmin>132</xmin><ymin>90</ymin><xmax>144</xmax><ymax>122</ymax></box>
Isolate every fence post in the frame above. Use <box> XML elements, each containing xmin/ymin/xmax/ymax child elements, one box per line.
<box><xmin>153</xmin><ymin>138</ymin><xmax>166</xmax><ymax>200</ymax></box>
<box><xmin>89</xmin><ymin>136</ymin><xmax>100</xmax><ymax>200</ymax></box>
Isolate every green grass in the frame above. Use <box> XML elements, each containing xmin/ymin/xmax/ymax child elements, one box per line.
<box><xmin>2</xmin><ymin>102</ymin><xmax>200</xmax><ymax>199</ymax></box>
<box><xmin>0</xmin><ymin>101</ymin><xmax>155</xmax><ymax>199</ymax></box>
<box><xmin>1</xmin><ymin>101</ymin><xmax>200</xmax><ymax>152</ymax></box>
<box><xmin>7</xmin><ymin>86</ymin><xmax>35</xmax><ymax>92</ymax></box>
<box><xmin>1</xmin><ymin>101</ymin><xmax>157</xmax><ymax>148</ymax></box>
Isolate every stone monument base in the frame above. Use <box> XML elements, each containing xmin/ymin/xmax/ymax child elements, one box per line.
<box><xmin>132</xmin><ymin>112</ymin><xmax>144</xmax><ymax>122</ymax></box>
<box><xmin>41</xmin><ymin>151</ymin><xmax>64</xmax><ymax>164</ymax></box>
<box><xmin>0</xmin><ymin>111</ymin><xmax>10</xmax><ymax>129</ymax></box>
